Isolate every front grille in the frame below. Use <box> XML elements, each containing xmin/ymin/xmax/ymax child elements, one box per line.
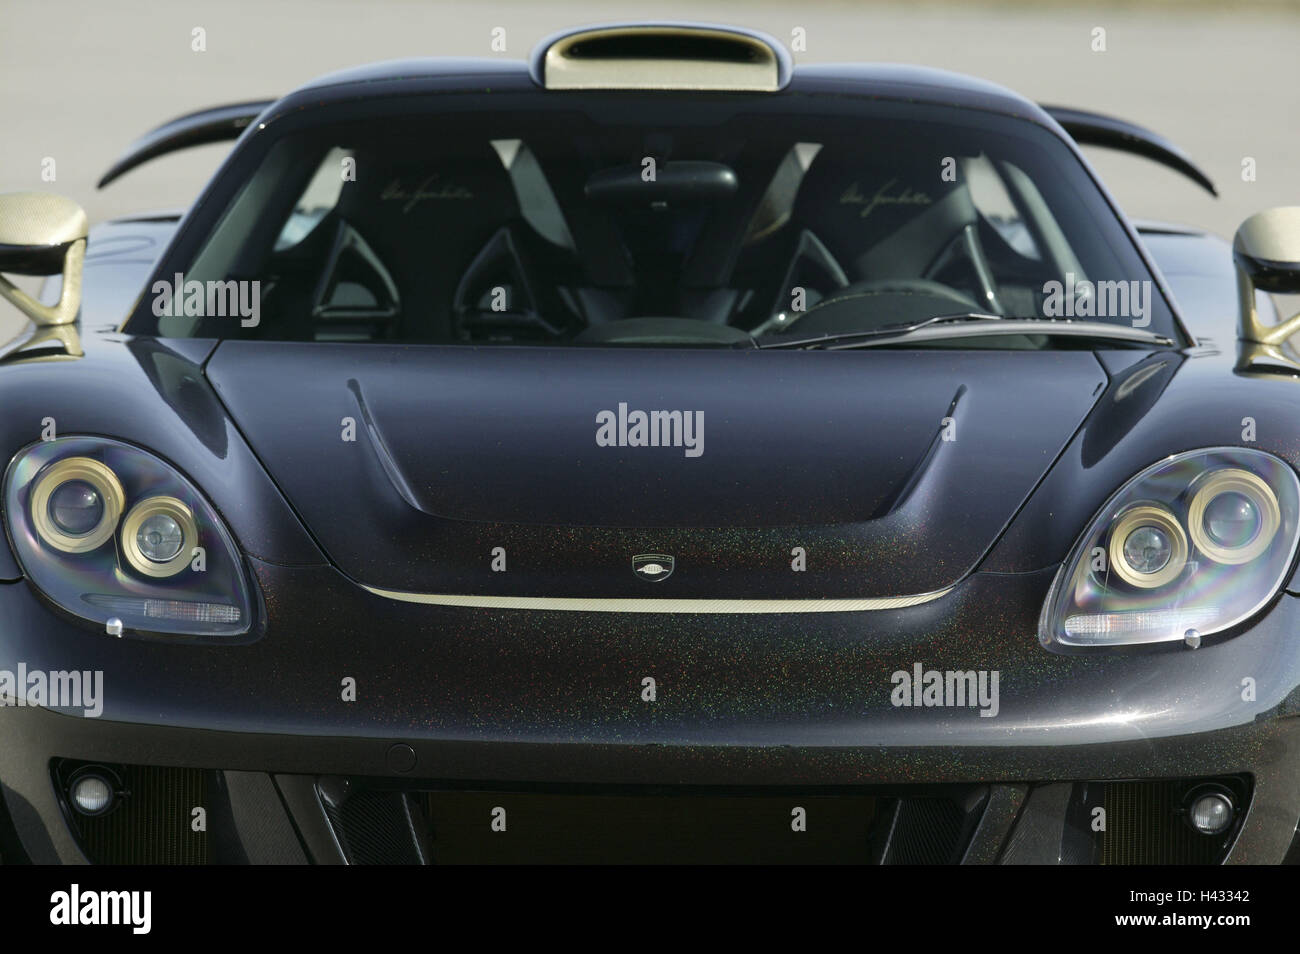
<box><xmin>420</xmin><ymin>789</ymin><xmax>881</xmax><ymax>864</ymax></box>
<box><xmin>45</xmin><ymin>762</ymin><xmax>1251</xmax><ymax>864</ymax></box>
<box><xmin>312</xmin><ymin>782</ymin><xmax>987</xmax><ymax>864</ymax></box>
<box><xmin>54</xmin><ymin>761</ymin><xmax>211</xmax><ymax>865</ymax></box>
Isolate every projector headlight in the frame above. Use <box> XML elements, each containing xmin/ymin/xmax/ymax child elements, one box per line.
<box><xmin>1040</xmin><ymin>448</ymin><xmax>1300</xmax><ymax>649</ymax></box>
<box><xmin>3</xmin><ymin>437</ymin><xmax>252</xmax><ymax>636</ymax></box>
<box><xmin>30</xmin><ymin>456</ymin><xmax>125</xmax><ymax>553</ymax></box>
<box><xmin>1186</xmin><ymin>468</ymin><xmax>1280</xmax><ymax>565</ymax></box>
<box><xmin>121</xmin><ymin>496</ymin><xmax>197</xmax><ymax>578</ymax></box>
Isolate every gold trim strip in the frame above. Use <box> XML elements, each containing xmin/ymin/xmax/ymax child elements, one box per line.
<box><xmin>360</xmin><ymin>584</ymin><xmax>952</xmax><ymax>614</ymax></box>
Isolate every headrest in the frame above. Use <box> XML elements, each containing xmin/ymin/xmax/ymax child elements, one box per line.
<box><xmin>336</xmin><ymin>145</ymin><xmax>520</xmax><ymax>239</ymax></box>
<box><xmin>792</xmin><ymin>149</ymin><xmax>978</xmax><ymax>279</ymax></box>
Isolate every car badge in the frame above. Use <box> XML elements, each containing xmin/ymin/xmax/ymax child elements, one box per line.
<box><xmin>632</xmin><ymin>554</ymin><xmax>675</xmax><ymax>582</ymax></box>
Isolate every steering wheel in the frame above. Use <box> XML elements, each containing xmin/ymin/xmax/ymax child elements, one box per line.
<box><xmin>776</xmin><ymin>279</ymin><xmax>982</xmax><ymax>336</ymax></box>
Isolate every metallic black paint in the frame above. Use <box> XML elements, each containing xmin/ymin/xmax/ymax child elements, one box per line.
<box><xmin>3</xmin><ymin>561</ymin><xmax>1299</xmax><ymax>862</ymax></box>
<box><xmin>206</xmin><ymin>341</ymin><xmax>1105</xmax><ymax>597</ymax></box>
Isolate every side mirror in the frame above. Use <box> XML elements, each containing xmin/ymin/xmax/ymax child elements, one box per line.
<box><xmin>0</xmin><ymin>192</ymin><xmax>88</xmax><ymax>327</ymax></box>
<box><xmin>1235</xmin><ymin>206</ymin><xmax>1300</xmax><ymax>345</ymax></box>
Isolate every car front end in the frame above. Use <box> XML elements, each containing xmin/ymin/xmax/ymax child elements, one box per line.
<box><xmin>3</xmin><ymin>23</ymin><xmax>1300</xmax><ymax>866</ymax></box>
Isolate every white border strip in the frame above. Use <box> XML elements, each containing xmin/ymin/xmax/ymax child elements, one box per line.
<box><xmin>360</xmin><ymin>584</ymin><xmax>953</xmax><ymax>614</ymax></box>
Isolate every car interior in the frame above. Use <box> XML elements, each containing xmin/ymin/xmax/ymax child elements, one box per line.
<box><xmin>174</xmin><ymin>108</ymin><xmax>1150</xmax><ymax>347</ymax></box>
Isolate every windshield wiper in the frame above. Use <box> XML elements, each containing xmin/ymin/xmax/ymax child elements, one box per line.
<box><xmin>757</xmin><ymin>313</ymin><xmax>1175</xmax><ymax>350</ymax></box>
<box><xmin>758</xmin><ymin>312</ymin><xmax>1010</xmax><ymax>349</ymax></box>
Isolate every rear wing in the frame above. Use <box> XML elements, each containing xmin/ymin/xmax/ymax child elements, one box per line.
<box><xmin>97</xmin><ymin>100</ymin><xmax>273</xmax><ymax>188</ymax></box>
<box><xmin>95</xmin><ymin>98</ymin><xmax>1217</xmax><ymax>199</ymax></box>
<box><xmin>1040</xmin><ymin>104</ymin><xmax>1217</xmax><ymax>197</ymax></box>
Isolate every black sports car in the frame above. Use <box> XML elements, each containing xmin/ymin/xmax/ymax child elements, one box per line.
<box><xmin>3</xmin><ymin>22</ymin><xmax>1300</xmax><ymax>865</ymax></box>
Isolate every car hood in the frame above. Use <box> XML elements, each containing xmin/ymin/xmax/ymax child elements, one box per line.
<box><xmin>206</xmin><ymin>342</ymin><xmax>1107</xmax><ymax>598</ymax></box>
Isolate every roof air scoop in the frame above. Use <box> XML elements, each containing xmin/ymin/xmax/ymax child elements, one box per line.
<box><xmin>532</xmin><ymin>23</ymin><xmax>790</xmax><ymax>92</ymax></box>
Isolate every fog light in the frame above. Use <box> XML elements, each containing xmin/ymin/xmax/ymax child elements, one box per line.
<box><xmin>1188</xmin><ymin>790</ymin><xmax>1234</xmax><ymax>835</ymax></box>
<box><xmin>70</xmin><ymin>772</ymin><xmax>114</xmax><ymax>816</ymax></box>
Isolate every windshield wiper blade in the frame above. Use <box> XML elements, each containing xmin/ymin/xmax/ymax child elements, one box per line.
<box><xmin>757</xmin><ymin>312</ymin><xmax>1007</xmax><ymax>350</ymax></box>
<box><xmin>824</xmin><ymin>319</ymin><xmax>1176</xmax><ymax>350</ymax></box>
<box><xmin>757</xmin><ymin>314</ymin><xmax>1174</xmax><ymax>350</ymax></box>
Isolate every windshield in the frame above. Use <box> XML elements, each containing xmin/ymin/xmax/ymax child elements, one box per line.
<box><xmin>136</xmin><ymin>91</ymin><xmax>1178</xmax><ymax>346</ymax></box>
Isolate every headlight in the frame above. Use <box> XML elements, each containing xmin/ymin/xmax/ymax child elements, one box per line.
<box><xmin>2</xmin><ymin>437</ymin><xmax>252</xmax><ymax>636</ymax></box>
<box><xmin>30</xmin><ymin>456</ymin><xmax>125</xmax><ymax>553</ymax></box>
<box><xmin>121</xmin><ymin>496</ymin><xmax>198</xmax><ymax>578</ymax></box>
<box><xmin>1039</xmin><ymin>448</ymin><xmax>1300</xmax><ymax>649</ymax></box>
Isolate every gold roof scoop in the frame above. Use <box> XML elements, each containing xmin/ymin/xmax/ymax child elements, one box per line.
<box><xmin>532</xmin><ymin>23</ymin><xmax>790</xmax><ymax>93</ymax></box>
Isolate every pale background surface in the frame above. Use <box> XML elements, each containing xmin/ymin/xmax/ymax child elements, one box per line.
<box><xmin>2</xmin><ymin>0</ymin><xmax>1296</xmax><ymax>343</ymax></box>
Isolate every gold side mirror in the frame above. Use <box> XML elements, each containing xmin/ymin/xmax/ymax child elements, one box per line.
<box><xmin>0</xmin><ymin>192</ymin><xmax>88</xmax><ymax>327</ymax></box>
<box><xmin>1235</xmin><ymin>206</ymin><xmax>1300</xmax><ymax>346</ymax></box>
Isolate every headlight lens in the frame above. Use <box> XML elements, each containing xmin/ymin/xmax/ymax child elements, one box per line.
<box><xmin>1109</xmin><ymin>504</ymin><xmax>1186</xmax><ymax>588</ymax></box>
<box><xmin>49</xmin><ymin>480</ymin><xmax>105</xmax><ymax>536</ymax></box>
<box><xmin>29</xmin><ymin>456</ymin><xmax>124</xmax><ymax>553</ymax></box>
<box><xmin>2</xmin><ymin>437</ymin><xmax>252</xmax><ymax>636</ymax></box>
<box><xmin>1186</xmin><ymin>468</ymin><xmax>1279</xmax><ymax>565</ymax></box>
<box><xmin>122</xmin><ymin>496</ymin><xmax>197</xmax><ymax>577</ymax></box>
<box><xmin>1122</xmin><ymin>526</ymin><xmax>1171</xmax><ymax>574</ymax></box>
<box><xmin>1040</xmin><ymin>448</ymin><xmax>1300</xmax><ymax>649</ymax></box>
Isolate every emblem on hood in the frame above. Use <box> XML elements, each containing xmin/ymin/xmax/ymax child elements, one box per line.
<box><xmin>632</xmin><ymin>554</ymin><xmax>675</xmax><ymax>582</ymax></box>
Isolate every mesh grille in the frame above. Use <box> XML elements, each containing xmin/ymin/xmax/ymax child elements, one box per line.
<box><xmin>882</xmin><ymin>797</ymin><xmax>968</xmax><ymax>864</ymax></box>
<box><xmin>69</xmin><ymin>765</ymin><xmax>210</xmax><ymax>865</ymax></box>
<box><xmin>323</xmin><ymin>790</ymin><xmax>426</xmax><ymax>865</ymax></box>
<box><xmin>1101</xmin><ymin>781</ymin><xmax>1234</xmax><ymax>865</ymax></box>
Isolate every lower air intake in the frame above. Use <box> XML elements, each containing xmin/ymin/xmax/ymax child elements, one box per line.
<box><xmin>1100</xmin><ymin>779</ymin><xmax>1246</xmax><ymax>865</ymax></box>
<box><xmin>54</xmin><ymin>761</ymin><xmax>211</xmax><ymax>865</ymax></box>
